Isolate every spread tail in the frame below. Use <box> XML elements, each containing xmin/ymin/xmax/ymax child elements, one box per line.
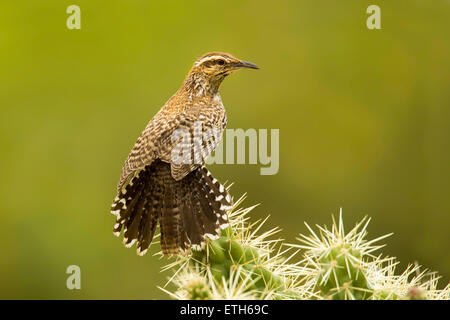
<box><xmin>110</xmin><ymin>161</ymin><xmax>233</xmax><ymax>255</ymax></box>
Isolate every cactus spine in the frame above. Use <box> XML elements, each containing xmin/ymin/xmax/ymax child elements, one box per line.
<box><xmin>160</xmin><ymin>198</ymin><xmax>450</xmax><ymax>300</ymax></box>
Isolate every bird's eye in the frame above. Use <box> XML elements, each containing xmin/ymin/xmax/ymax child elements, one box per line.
<box><xmin>217</xmin><ymin>59</ymin><xmax>225</xmax><ymax>65</ymax></box>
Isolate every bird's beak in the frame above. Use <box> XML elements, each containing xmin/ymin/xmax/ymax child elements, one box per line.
<box><xmin>234</xmin><ymin>60</ymin><xmax>260</xmax><ymax>69</ymax></box>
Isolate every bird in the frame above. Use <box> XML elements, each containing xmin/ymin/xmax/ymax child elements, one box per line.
<box><xmin>110</xmin><ymin>52</ymin><xmax>259</xmax><ymax>256</ymax></box>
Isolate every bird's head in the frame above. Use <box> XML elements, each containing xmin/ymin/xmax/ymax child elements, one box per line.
<box><xmin>185</xmin><ymin>52</ymin><xmax>259</xmax><ymax>94</ymax></box>
<box><xmin>193</xmin><ymin>52</ymin><xmax>259</xmax><ymax>76</ymax></box>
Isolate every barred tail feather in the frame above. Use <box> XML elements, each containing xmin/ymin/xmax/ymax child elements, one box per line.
<box><xmin>110</xmin><ymin>161</ymin><xmax>233</xmax><ymax>256</ymax></box>
<box><xmin>187</xmin><ymin>166</ymin><xmax>232</xmax><ymax>249</ymax></box>
<box><xmin>159</xmin><ymin>171</ymin><xmax>187</xmax><ymax>255</ymax></box>
<box><xmin>111</xmin><ymin>166</ymin><xmax>161</xmax><ymax>256</ymax></box>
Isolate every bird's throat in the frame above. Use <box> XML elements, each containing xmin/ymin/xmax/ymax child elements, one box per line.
<box><xmin>184</xmin><ymin>72</ymin><xmax>223</xmax><ymax>99</ymax></box>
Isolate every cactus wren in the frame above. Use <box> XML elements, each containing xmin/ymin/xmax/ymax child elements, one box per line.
<box><xmin>110</xmin><ymin>52</ymin><xmax>259</xmax><ymax>256</ymax></box>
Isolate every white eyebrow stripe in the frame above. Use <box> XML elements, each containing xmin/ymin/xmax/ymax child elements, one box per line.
<box><xmin>195</xmin><ymin>55</ymin><xmax>230</xmax><ymax>66</ymax></box>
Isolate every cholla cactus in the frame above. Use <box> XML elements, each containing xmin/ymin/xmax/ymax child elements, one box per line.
<box><xmin>367</xmin><ymin>259</ymin><xmax>450</xmax><ymax>300</ymax></box>
<box><xmin>160</xmin><ymin>198</ymin><xmax>450</xmax><ymax>300</ymax></box>
<box><xmin>160</xmin><ymin>195</ymin><xmax>311</xmax><ymax>299</ymax></box>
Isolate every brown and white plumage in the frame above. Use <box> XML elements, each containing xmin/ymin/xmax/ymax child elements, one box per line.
<box><xmin>110</xmin><ymin>52</ymin><xmax>259</xmax><ymax>255</ymax></box>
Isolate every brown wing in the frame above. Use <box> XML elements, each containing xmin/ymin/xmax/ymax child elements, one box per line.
<box><xmin>116</xmin><ymin>105</ymin><xmax>226</xmax><ymax>193</ymax></box>
<box><xmin>116</xmin><ymin>110</ymin><xmax>174</xmax><ymax>193</ymax></box>
<box><xmin>159</xmin><ymin>105</ymin><xmax>227</xmax><ymax>181</ymax></box>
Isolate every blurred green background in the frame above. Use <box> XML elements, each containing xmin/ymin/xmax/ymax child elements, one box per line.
<box><xmin>0</xmin><ymin>0</ymin><xmax>449</xmax><ymax>299</ymax></box>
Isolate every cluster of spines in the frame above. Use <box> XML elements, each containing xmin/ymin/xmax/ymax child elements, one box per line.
<box><xmin>193</xmin><ymin>228</ymin><xmax>285</xmax><ymax>296</ymax></box>
<box><xmin>161</xmin><ymin>197</ymin><xmax>307</xmax><ymax>300</ymax></box>
<box><xmin>162</xmin><ymin>204</ymin><xmax>450</xmax><ymax>300</ymax></box>
<box><xmin>289</xmin><ymin>210</ymin><xmax>450</xmax><ymax>300</ymax></box>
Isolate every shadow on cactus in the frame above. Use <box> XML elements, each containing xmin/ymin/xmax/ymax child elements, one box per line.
<box><xmin>159</xmin><ymin>195</ymin><xmax>450</xmax><ymax>300</ymax></box>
